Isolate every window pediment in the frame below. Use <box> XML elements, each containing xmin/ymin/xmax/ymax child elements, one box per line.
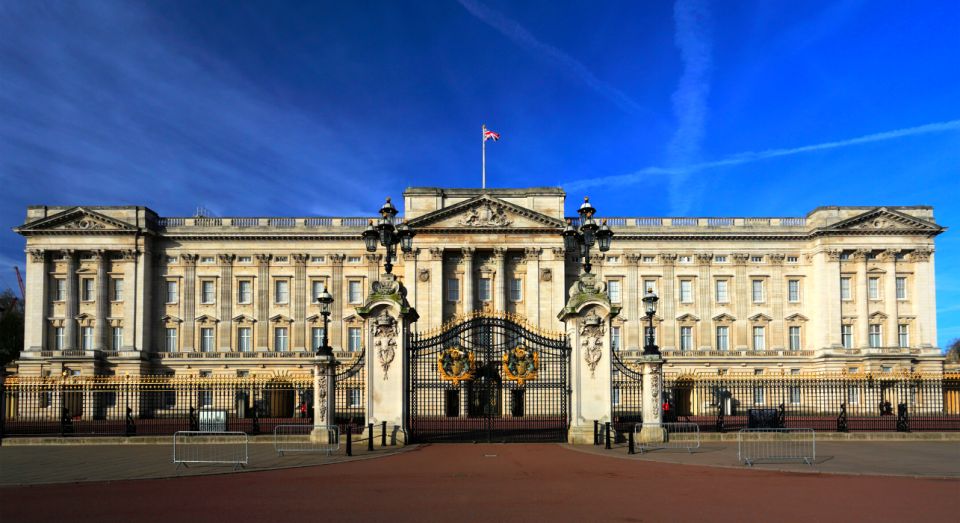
<box><xmin>195</xmin><ymin>314</ymin><xmax>219</xmax><ymax>324</ymax></box>
<box><xmin>232</xmin><ymin>314</ymin><xmax>256</xmax><ymax>324</ymax></box>
<box><xmin>748</xmin><ymin>313</ymin><xmax>772</xmax><ymax>323</ymax></box>
<box><xmin>784</xmin><ymin>313</ymin><xmax>809</xmax><ymax>323</ymax></box>
<box><xmin>712</xmin><ymin>313</ymin><xmax>736</xmax><ymax>323</ymax></box>
<box><xmin>676</xmin><ymin>313</ymin><xmax>700</xmax><ymax>323</ymax></box>
<box><xmin>269</xmin><ymin>314</ymin><xmax>293</xmax><ymax>324</ymax></box>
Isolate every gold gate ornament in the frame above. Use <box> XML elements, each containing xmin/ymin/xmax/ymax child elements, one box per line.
<box><xmin>438</xmin><ymin>347</ymin><xmax>476</xmax><ymax>385</ymax></box>
<box><xmin>503</xmin><ymin>346</ymin><xmax>539</xmax><ymax>386</ymax></box>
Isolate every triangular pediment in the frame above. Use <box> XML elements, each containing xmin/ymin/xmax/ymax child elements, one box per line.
<box><xmin>195</xmin><ymin>314</ymin><xmax>219</xmax><ymax>324</ymax></box>
<box><xmin>676</xmin><ymin>313</ymin><xmax>700</xmax><ymax>322</ymax></box>
<box><xmin>17</xmin><ymin>207</ymin><xmax>138</xmax><ymax>234</ymax></box>
<box><xmin>160</xmin><ymin>314</ymin><xmax>182</xmax><ymax>323</ymax></box>
<box><xmin>406</xmin><ymin>194</ymin><xmax>565</xmax><ymax>230</ymax></box>
<box><xmin>712</xmin><ymin>313</ymin><xmax>737</xmax><ymax>323</ymax></box>
<box><xmin>269</xmin><ymin>314</ymin><xmax>293</xmax><ymax>323</ymax></box>
<box><xmin>749</xmin><ymin>313</ymin><xmax>773</xmax><ymax>323</ymax></box>
<box><xmin>824</xmin><ymin>208</ymin><xmax>942</xmax><ymax>234</ymax></box>
<box><xmin>232</xmin><ymin>314</ymin><xmax>256</xmax><ymax>323</ymax></box>
<box><xmin>869</xmin><ymin>311</ymin><xmax>888</xmax><ymax>320</ymax></box>
<box><xmin>785</xmin><ymin>313</ymin><xmax>809</xmax><ymax>322</ymax></box>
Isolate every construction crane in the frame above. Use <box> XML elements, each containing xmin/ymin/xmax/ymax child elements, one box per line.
<box><xmin>14</xmin><ymin>266</ymin><xmax>26</xmax><ymax>309</ymax></box>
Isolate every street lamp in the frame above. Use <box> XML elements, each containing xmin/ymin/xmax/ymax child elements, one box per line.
<box><xmin>362</xmin><ymin>197</ymin><xmax>415</xmax><ymax>274</ymax></box>
<box><xmin>562</xmin><ymin>197</ymin><xmax>613</xmax><ymax>273</ymax></box>
<box><xmin>315</xmin><ymin>289</ymin><xmax>334</xmax><ymax>357</ymax></box>
<box><xmin>642</xmin><ymin>289</ymin><xmax>660</xmax><ymax>356</ymax></box>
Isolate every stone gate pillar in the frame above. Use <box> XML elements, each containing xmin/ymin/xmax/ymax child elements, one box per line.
<box><xmin>558</xmin><ymin>272</ymin><xmax>620</xmax><ymax>444</ymax></box>
<box><xmin>356</xmin><ymin>273</ymin><xmax>418</xmax><ymax>439</ymax></box>
<box><xmin>311</xmin><ymin>353</ymin><xmax>337</xmax><ymax>440</ymax></box>
<box><xmin>638</xmin><ymin>354</ymin><xmax>666</xmax><ymax>443</ymax></box>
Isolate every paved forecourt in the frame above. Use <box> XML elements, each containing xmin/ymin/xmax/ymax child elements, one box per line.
<box><xmin>1</xmin><ymin>443</ymin><xmax>957</xmax><ymax>523</ymax></box>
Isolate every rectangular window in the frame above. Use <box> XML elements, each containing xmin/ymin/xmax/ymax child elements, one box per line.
<box><xmin>642</xmin><ymin>256</ymin><xmax>655</xmax><ymax>263</ymax></box>
<box><xmin>716</xmin><ymin>326</ymin><xmax>729</xmax><ymax>351</ymax></box>
<box><xmin>715</xmin><ymin>280</ymin><xmax>728</xmax><ymax>303</ymax></box>
<box><xmin>868</xmin><ymin>277</ymin><xmax>880</xmax><ymax>300</ymax></box>
<box><xmin>881</xmin><ymin>366</ymin><xmax>892</xmax><ymax>374</ymax></box>
<box><xmin>510</xmin><ymin>278</ymin><xmax>523</xmax><ymax>302</ymax></box>
<box><xmin>81</xmin><ymin>326</ymin><xmax>94</xmax><ymax>350</ymax></box>
<box><xmin>112</xmin><ymin>278</ymin><xmax>123</xmax><ymax>301</ymax></box>
<box><xmin>680</xmin><ymin>326</ymin><xmax>693</xmax><ymax>351</ymax></box>
<box><xmin>786</xmin><ymin>256</ymin><xmax>799</xmax><ymax>263</ymax></box>
<box><xmin>200</xmin><ymin>327</ymin><xmax>215</xmax><ymax>353</ymax></box>
<box><xmin>447</xmin><ymin>278</ymin><xmax>460</xmax><ymax>302</ymax></box>
<box><xmin>237</xmin><ymin>327</ymin><xmax>252</xmax><ymax>352</ymax></box>
<box><xmin>238</xmin><ymin>256</ymin><xmax>252</xmax><ymax>263</ymax></box>
<box><xmin>751</xmin><ymin>280</ymin><xmax>764</xmax><ymax>303</ymax></box>
<box><xmin>788</xmin><ymin>326</ymin><xmax>801</xmax><ymax>351</ymax></box>
<box><xmin>751</xmin><ymin>256</ymin><xmax>763</xmax><ymax>263</ymax></box>
<box><xmin>165</xmin><ymin>328</ymin><xmax>178</xmax><ymax>352</ymax></box>
<box><xmin>81</xmin><ymin>278</ymin><xmax>94</xmax><ymax>301</ymax></box>
<box><xmin>898</xmin><ymin>324</ymin><xmax>909</xmax><ymax>348</ymax></box>
<box><xmin>896</xmin><ymin>277</ymin><xmax>907</xmax><ymax>300</ymax></box>
<box><xmin>238</xmin><ymin>280</ymin><xmax>253</xmax><ymax>304</ymax></box>
<box><xmin>201</xmin><ymin>280</ymin><xmax>216</xmax><ymax>304</ymax></box>
<box><xmin>112</xmin><ymin>327</ymin><xmax>123</xmax><ymax>349</ymax></box>
<box><xmin>478</xmin><ymin>278</ymin><xmax>492</xmax><ymax>302</ymax></box>
<box><xmin>348</xmin><ymin>327</ymin><xmax>362</xmax><ymax>352</ymax></box>
<box><xmin>841</xmin><ymin>325</ymin><xmax>853</xmax><ymax>348</ymax></box>
<box><xmin>788</xmin><ymin>280</ymin><xmax>800</xmax><ymax>302</ymax></box>
<box><xmin>54</xmin><ymin>278</ymin><xmax>65</xmax><ymax>301</ymax></box>
<box><xmin>275</xmin><ymin>280</ymin><xmax>289</xmax><ymax>304</ymax></box>
<box><xmin>643</xmin><ymin>279</ymin><xmax>657</xmax><ymax>295</ymax></box>
<box><xmin>679</xmin><ymin>280</ymin><xmax>693</xmax><ymax>303</ymax></box>
<box><xmin>611</xmin><ymin>326</ymin><xmax>621</xmax><ymax>351</ymax></box>
<box><xmin>274</xmin><ymin>327</ymin><xmax>289</xmax><ymax>352</ymax></box>
<box><xmin>714</xmin><ymin>255</ymin><xmax>727</xmax><ymax>263</ymax></box>
<box><xmin>312</xmin><ymin>280</ymin><xmax>326</xmax><ymax>303</ymax></box>
<box><xmin>348</xmin><ymin>388</ymin><xmax>362</xmax><ymax>407</ymax></box>
<box><xmin>312</xmin><ymin>327</ymin><xmax>325</xmax><ymax>351</ymax></box>
<box><xmin>753</xmin><ymin>326</ymin><xmax>765</xmax><ymax>350</ymax></box>
<box><xmin>348</xmin><ymin>280</ymin><xmax>362</xmax><ymax>304</ymax></box>
<box><xmin>55</xmin><ymin>327</ymin><xmax>65</xmax><ymax>350</ymax></box>
<box><xmin>347</xmin><ymin>256</ymin><xmax>361</xmax><ymax>264</ymax></box>
<box><xmin>166</xmin><ymin>281</ymin><xmax>178</xmax><ymax>304</ymax></box>
<box><xmin>840</xmin><ymin>277</ymin><xmax>851</xmax><ymax>301</ymax></box>
<box><xmin>869</xmin><ymin>324</ymin><xmax>882</xmax><ymax>348</ymax></box>
<box><xmin>607</xmin><ymin>280</ymin><xmax>621</xmax><ymax>304</ymax></box>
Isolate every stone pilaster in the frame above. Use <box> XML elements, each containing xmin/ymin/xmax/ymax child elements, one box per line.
<box><xmin>181</xmin><ymin>253</ymin><xmax>199</xmax><ymax>351</ymax></box>
<box><xmin>816</xmin><ymin>249</ymin><xmax>842</xmax><ymax>349</ymax></box>
<box><xmin>121</xmin><ymin>249</ymin><xmax>138</xmax><ymax>350</ymax></box>
<box><xmin>218</xmin><ymin>254</ymin><xmax>235</xmax><ymax>352</ymax></box>
<box><xmin>625</xmin><ymin>252</ymin><xmax>641</xmax><ymax>350</ymax></box>
<box><xmin>134</xmin><ymin>247</ymin><xmax>151</xmax><ymax>353</ymax></box>
<box><xmin>769</xmin><ymin>253</ymin><xmax>785</xmax><ymax>349</ymax></box>
<box><xmin>910</xmin><ymin>248</ymin><xmax>935</xmax><ymax>346</ymax></box>
<box><xmin>493</xmin><ymin>247</ymin><xmax>506</xmax><ymax>313</ymax></box>
<box><xmin>462</xmin><ymin>247</ymin><xmax>475</xmax><ymax>314</ymax></box>
<box><xmin>93</xmin><ymin>250</ymin><xmax>109</xmax><ymax>351</ymax></box>
<box><xmin>853</xmin><ymin>249</ymin><xmax>869</xmax><ymax>348</ymax></box>
<box><xmin>292</xmin><ymin>253</ymin><xmax>308</xmax><ymax>351</ymax></box>
<box><xmin>24</xmin><ymin>249</ymin><xmax>47</xmax><ymax>351</ymax></box>
<box><xmin>524</xmin><ymin>248</ymin><xmax>541</xmax><ymax>323</ymax></box>
<box><xmin>732</xmin><ymin>253</ymin><xmax>749</xmax><ymax>349</ymax></box>
<box><xmin>329</xmin><ymin>254</ymin><xmax>345</xmax><ymax>350</ymax></box>
<box><xmin>660</xmin><ymin>253</ymin><xmax>677</xmax><ymax>350</ymax></box>
<box><xmin>402</xmin><ymin>249</ymin><xmax>419</xmax><ymax>312</ymax></box>
<box><xmin>879</xmin><ymin>250</ymin><xmax>898</xmax><ymax>348</ymax></box>
<box><xmin>696</xmin><ymin>253</ymin><xmax>712</xmax><ymax>349</ymax></box>
<box><xmin>550</xmin><ymin>247</ymin><xmax>566</xmax><ymax>331</ymax></box>
<box><xmin>255</xmin><ymin>254</ymin><xmax>271</xmax><ymax>350</ymax></box>
<box><xmin>365</xmin><ymin>253</ymin><xmax>382</xmax><ymax>289</ymax></box>
<box><xmin>429</xmin><ymin>248</ymin><xmax>443</xmax><ymax>327</ymax></box>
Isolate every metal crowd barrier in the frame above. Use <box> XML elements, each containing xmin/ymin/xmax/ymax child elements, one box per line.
<box><xmin>274</xmin><ymin>424</ymin><xmax>340</xmax><ymax>456</ymax></box>
<box><xmin>634</xmin><ymin>422</ymin><xmax>701</xmax><ymax>453</ymax></box>
<box><xmin>737</xmin><ymin>428</ymin><xmax>815</xmax><ymax>466</ymax></box>
<box><xmin>172</xmin><ymin>431</ymin><xmax>249</xmax><ymax>470</ymax></box>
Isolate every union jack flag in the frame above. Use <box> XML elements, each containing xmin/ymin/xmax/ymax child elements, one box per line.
<box><xmin>483</xmin><ymin>128</ymin><xmax>500</xmax><ymax>142</ymax></box>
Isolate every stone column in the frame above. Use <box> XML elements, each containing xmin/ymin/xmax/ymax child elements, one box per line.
<box><xmin>493</xmin><ymin>247</ymin><xmax>506</xmax><ymax>313</ymax></box>
<box><xmin>638</xmin><ymin>355</ymin><xmax>665</xmax><ymax>443</ymax></box>
<box><xmin>660</xmin><ymin>254</ymin><xmax>677</xmax><ymax>350</ymax></box>
<box><xmin>696</xmin><ymin>253</ymin><xmax>712</xmax><ymax>349</ymax></box>
<box><xmin>815</xmin><ymin>249</ymin><xmax>842</xmax><ymax>349</ymax></box>
<box><xmin>769</xmin><ymin>254</ymin><xmax>785</xmax><ymax>349</ymax></box>
<box><xmin>428</xmin><ymin>248</ymin><xmax>444</xmax><ymax>326</ymax></box>
<box><xmin>360</xmin><ymin>303</ymin><xmax>414</xmax><ymax>433</ymax></box>
<box><xmin>524</xmin><ymin>248</ymin><xmax>541</xmax><ymax>323</ymax></box>
<box><xmin>62</xmin><ymin>250</ymin><xmax>78</xmax><ymax>351</ymax></box>
<box><xmin>311</xmin><ymin>354</ymin><xmax>338</xmax><ymax>441</ymax></box>
<box><xmin>134</xmin><ymin>246</ymin><xmax>152</xmax><ymax>353</ymax></box>
<box><xmin>625</xmin><ymin>252</ymin><xmax>641</xmax><ymax>350</ymax></box>
<box><xmin>879</xmin><ymin>250</ymin><xmax>898</xmax><ymax>347</ymax></box>
<box><xmin>254</xmin><ymin>254</ymin><xmax>272</xmax><ymax>350</ymax></box>
<box><xmin>181</xmin><ymin>254</ymin><xmax>199</xmax><ymax>351</ymax></box>
<box><xmin>559</xmin><ymin>272</ymin><xmax>617</xmax><ymax>444</ymax></box>
<box><xmin>292</xmin><ymin>253</ymin><xmax>308</xmax><ymax>351</ymax></box>
<box><xmin>218</xmin><ymin>254</ymin><xmax>236</xmax><ymax>352</ymax></box>
<box><xmin>121</xmin><ymin>250</ymin><xmax>139</xmax><ymax>350</ymax></box>
<box><xmin>853</xmin><ymin>249</ymin><xmax>869</xmax><ymax>348</ymax></box>
<box><xmin>462</xmin><ymin>247</ymin><xmax>475</xmax><ymax>314</ymax></box>
<box><xmin>329</xmin><ymin>254</ymin><xmax>345</xmax><ymax>349</ymax></box>
<box><xmin>732</xmin><ymin>253</ymin><xmax>749</xmax><ymax>349</ymax></box>
<box><xmin>402</xmin><ymin>249</ymin><xmax>419</xmax><ymax>311</ymax></box>
<box><xmin>365</xmin><ymin>254</ymin><xmax>382</xmax><ymax>289</ymax></box>
<box><xmin>24</xmin><ymin>249</ymin><xmax>48</xmax><ymax>351</ymax></box>
<box><xmin>550</xmin><ymin>248</ymin><xmax>567</xmax><ymax>331</ymax></box>
<box><xmin>910</xmin><ymin>248</ymin><xmax>935</xmax><ymax>346</ymax></box>
<box><xmin>93</xmin><ymin>250</ymin><xmax>110</xmax><ymax>351</ymax></box>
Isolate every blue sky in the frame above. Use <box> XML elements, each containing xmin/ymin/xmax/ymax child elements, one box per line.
<box><xmin>0</xmin><ymin>1</ymin><xmax>958</xmax><ymax>347</ymax></box>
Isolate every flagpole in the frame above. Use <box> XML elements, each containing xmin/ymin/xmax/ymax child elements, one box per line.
<box><xmin>482</xmin><ymin>124</ymin><xmax>486</xmax><ymax>189</ymax></box>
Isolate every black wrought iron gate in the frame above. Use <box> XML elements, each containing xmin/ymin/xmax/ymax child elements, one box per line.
<box><xmin>407</xmin><ymin>313</ymin><xmax>570</xmax><ymax>443</ymax></box>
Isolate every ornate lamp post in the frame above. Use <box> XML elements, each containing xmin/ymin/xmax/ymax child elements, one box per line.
<box><xmin>362</xmin><ymin>197</ymin><xmax>415</xmax><ymax>274</ymax></box>
<box><xmin>642</xmin><ymin>289</ymin><xmax>660</xmax><ymax>356</ymax></box>
<box><xmin>315</xmin><ymin>288</ymin><xmax>334</xmax><ymax>357</ymax></box>
<box><xmin>562</xmin><ymin>197</ymin><xmax>613</xmax><ymax>273</ymax></box>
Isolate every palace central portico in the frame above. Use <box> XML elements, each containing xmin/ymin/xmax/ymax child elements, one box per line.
<box><xmin>7</xmin><ymin>186</ymin><xmax>947</xmax><ymax>443</ymax></box>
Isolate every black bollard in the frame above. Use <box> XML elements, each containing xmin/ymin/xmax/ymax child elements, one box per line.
<box><xmin>381</xmin><ymin>421</ymin><xmax>387</xmax><ymax>447</ymax></box>
<box><xmin>594</xmin><ymin>420</ymin><xmax>599</xmax><ymax>445</ymax></box>
<box><xmin>605</xmin><ymin>422</ymin><xmax>611</xmax><ymax>450</ymax></box>
<box><xmin>346</xmin><ymin>425</ymin><xmax>352</xmax><ymax>456</ymax></box>
<box><xmin>628</xmin><ymin>428</ymin><xmax>635</xmax><ymax>455</ymax></box>
<box><xmin>368</xmin><ymin>423</ymin><xmax>374</xmax><ymax>451</ymax></box>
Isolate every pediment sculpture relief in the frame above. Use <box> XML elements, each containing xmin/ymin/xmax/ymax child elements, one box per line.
<box><xmin>459</xmin><ymin>201</ymin><xmax>512</xmax><ymax>227</ymax></box>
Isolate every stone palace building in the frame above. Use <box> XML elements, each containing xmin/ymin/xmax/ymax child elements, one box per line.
<box><xmin>11</xmin><ymin>186</ymin><xmax>946</xmax><ymax>380</ymax></box>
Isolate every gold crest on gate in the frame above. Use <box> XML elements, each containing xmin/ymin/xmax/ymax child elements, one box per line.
<box><xmin>438</xmin><ymin>347</ymin><xmax>476</xmax><ymax>385</ymax></box>
<box><xmin>503</xmin><ymin>346</ymin><xmax>538</xmax><ymax>386</ymax></box>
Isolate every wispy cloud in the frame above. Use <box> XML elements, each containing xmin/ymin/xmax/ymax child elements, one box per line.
<box><xmin>456</xmin><ymin>0</ymin><xmax>644</xmax><ymax>115</ymax></box>
<box><xmin>564</xmin><ymin>118</ymin><xmax>960</xmax><ymax>192</ymax></box>
<box><xmin>665</xmin><ymin>0</ymin><xmax>713</xmax><ymax>214</ymax></box>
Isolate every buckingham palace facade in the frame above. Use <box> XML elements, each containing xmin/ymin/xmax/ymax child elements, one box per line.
<box><xmin>10</xmin><ymin>186</ymin><xmax>946</xmax><ymax>380</ymax></box>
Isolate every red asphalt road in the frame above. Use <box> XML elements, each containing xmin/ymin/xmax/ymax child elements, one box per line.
<box><xmin>1</xmin><ymin>444</ymin><xmax>957</xmax><ymax>523</ymax></box>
